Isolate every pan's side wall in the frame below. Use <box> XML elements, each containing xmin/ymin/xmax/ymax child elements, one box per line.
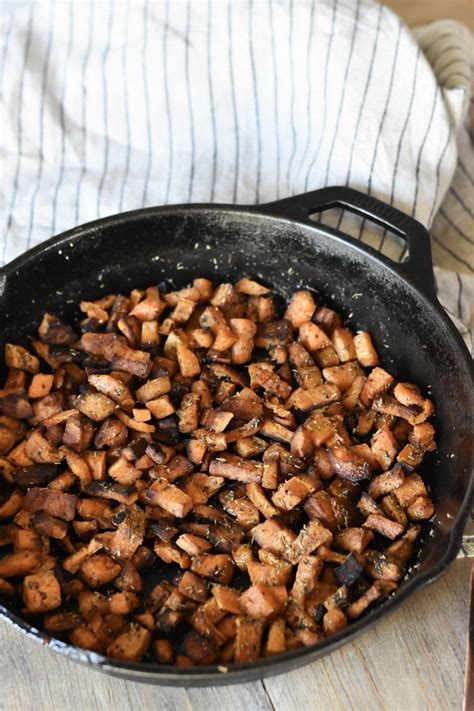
<box><xmin>0</xmin><ymin>207</ymin><xmax>471</xmax><ymax>664</ymax></box>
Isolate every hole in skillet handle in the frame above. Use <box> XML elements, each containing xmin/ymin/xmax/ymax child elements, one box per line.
<box><xmin>261</xmin><ymin>186</ymin><xmax>438</xmax><ymax>304</ymax></box>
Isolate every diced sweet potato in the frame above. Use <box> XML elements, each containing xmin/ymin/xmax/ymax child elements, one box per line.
<box><xmin>80</xmin><ymin>553</ymin><xmax>121</xmax><ymax>588</ymax></box>
<box><xmin>240</xmin><ymin>583</ymin><xmax>287</xmax><ymax>619</ymax></box>
<box><xmin>272</xmin><ymin>475</ymin><xmax>316</xmax><ymax>511</ymax></box>
<box><xmin>212</xmin><ymin>585</ymin><xmax>242</xmax><ymax>614</ymax></box>
<box><xmin>146</xmin><ymin>396</ymin><xmax>175</xmax><ymax>420</ymax></box>
<box><xmin>209</xmin><ymin>453</ymin><xmax>262</xmax><ymax>483</ymax></box>
<box><xmin>331</xmin><ymin>328</ymin><xmax>356</xmax><ymax>363</ymax></box>
<box><xmin>288</xmin><ymin>520</ymin><xmax>333</xmax><ymax>564</ymax></box>
<box><xmin>146</xmin><ymin>479</ymin><xmax>193</xmax><ymax>518</ymax></box>
<box><xmin>108</xmin><ymin>505</ymin><xmax>145</xmax><ymax>561</ymax></box>
<box><xmin>299</xmin><ymin>321</ymin><xmax>331</xmax><ymax>351</ymax></box>
<box><xmin>190</xmin><ymin>553</ymin><xmax>235</xmax><ymax>584</ymax></box>
<box><xmin>22</xmin><ymin>570</ymin><xmax>61</xmax><ymax>613</ymax></box>
<box><xmin>76</xmin><ymin>390</ymin><xmax>116</xmax><ymax>422</ymax></box>
<box><xmin>176</xmin><ymin>343</ymin><xmax>201</xmax><ymax>377</ymax></box>
<box><xmin>23</xmin><ymin>487</ymin><xmax>77</xmax><ymax>521</ymax></box>
<box><xmin>284</xmin><ymin>291</ymin><xmax>316</xmax><ymax>328</ymax></box>
<box><xmin>360</xmin><ymin>367</ymin><xmax>394</xmax><ymax>407</ymax></box>
<box><xmin>353</xmin><ymin>331</ymin><xmax>379</xmax><ymax>367</ymax></box>
<box><xmin>265</xmin><ymin>617</ymin><xmax>286</xmax><ymax>656</ymax></box>
<box><xmin>88</xmin><ymin>374</ymin><xmax>135</xmax><ymax>410</ymax></box>
<box><xmin>363</xmin><ymin>514</ymin><xmax>405</xmax><ymax>540</ymax></box>
<box><xmin>407</xmin><ymin>496</ymin><xmax>434</xmax><ymax>520</ymax></box>
<box><xmin>107</xmin><ymin>623</ymin><xmax>151</xmax><ymax>661</ymax></box>
<box><xmin>370</xmin><ymin>427</ymin><xmax>398</xmax><ymax>470</ymax></box>
<box><xmin>0</xmin><ymin>549</ymin><xmax>42</xmax><ymax>577</ymax></box>
<box><xmin>327</xmin><ymin>446</ymin><xmax>371</xmax><ymax>483</ymax></box>
<box><xmin>234</xmin><ymin>617</ymin><xmax>264</xmax><ymax>663</ymax></box>
<box><xmin>5</xmin><ymin>343</ymin><xmax>40</xmax><ymax>374</ymax></box>
<box><xmin>392</xmin><ymin>473</ymin><xmax>428</xmax><ymax>508</ymax></box>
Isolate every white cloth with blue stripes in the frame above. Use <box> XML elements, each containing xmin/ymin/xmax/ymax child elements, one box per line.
<box><xmin>1</xmin><ymin>0</ymin><xmax>472</xmax><ymax>344</ymax></box>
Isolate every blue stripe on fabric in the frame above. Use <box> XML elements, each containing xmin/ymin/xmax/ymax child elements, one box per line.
<box><xmin>293</xmin><ymin>0</ymin><xmax>316</xmax><ymax>188</ymax></box>
<box><xmin>323</xmin><ymin>0</ymin><xmax>361</xmax><ymax>187</ymax></box>
<box><xmin>51</xmin><ymin>2</ymin><xmax>75</xmax><ymax>234</ymax></box>
<box><xmin>96</xmin><ymin>0</ymin><xmax>115</xmax><ymax>217</ymax></box>
<box><xmin>285</xmin><ymin>0</ymin><xmax>297</xmax><ymax>194</ymax></box>
<box><xmin>74</xmin><ymin>0</ymin><xmax>94</xmax><ymax>224</ymax></box>
<box><xmin>185</xmin><ymin>0</ymin><xmax>196</xmax><ymax>202</ymax></box>
<box><xmin>268</xmin><ymin>0</ymin><xmax>281</xmax><ymax>199</ymax></box>
<box><xmin>142</xmin><ymin>0</ymin><xmax>153</xmax><ymax>207</ymax></box>
<box><xmin>304</xmin><ymin>0</ymin><xmax>338</xmax><ymax>191</ymax></box>
<box><xmin>119</xmin><ymin>0</ymin><xmax>131</xmax><ymax>212</ymax></box>
<box><xmin>26</xmin><ymin>7</ymin><xmax>54</xmax><ymax>250</ymax></box>
<box><xmin>249</xmin><ymin>0</ymin><xmax>262</xmax><ymax>203</ymax></box>
<box><xmin>207</xmin><ymin>0</ymin><xmax>217</xmax><ymax>202</ymax></box>
<box><xmin>163</xmin><ymin>0</ymin><xmax>173</xmax><ymax>204</ymax></box>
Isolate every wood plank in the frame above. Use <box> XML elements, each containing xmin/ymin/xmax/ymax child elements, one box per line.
<box><xmin>0</xmin><ymin>559</ymin><xmax>470</xmax><ymax>710</ymax></box>
<box><xmin>385</xmin><ymin>0</ymin><xmax>474</xmax><ymax>31</ymax></box>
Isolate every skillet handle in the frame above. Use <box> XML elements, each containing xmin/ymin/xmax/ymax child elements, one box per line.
<box><xmin>263</xmin><ymin>187</ymin><xmax>437</xmax><ymax>302</ymax></box>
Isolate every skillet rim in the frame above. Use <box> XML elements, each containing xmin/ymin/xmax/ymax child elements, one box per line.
<box><xmin>0</xmin><ymin>199</ymin><xmax>472</xmax><ymax>685</ymax></box>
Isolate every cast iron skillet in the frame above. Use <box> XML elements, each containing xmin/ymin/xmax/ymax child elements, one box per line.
<box><xmin>0</xmin><ymin>187</ymin><xmax>472</xmax><ymax>686</ymax></box>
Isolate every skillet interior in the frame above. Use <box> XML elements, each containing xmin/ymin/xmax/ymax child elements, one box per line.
<box><xmin>0</xmin><ymin>202</ymin><xmax>472</xmax><ymax>685</ymax></box>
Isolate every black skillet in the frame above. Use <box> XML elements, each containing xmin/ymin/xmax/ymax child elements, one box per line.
<box><xmin>0</xmin><ymin>187</ymin><xmax>472</xmax><ymax>686</ymax></box>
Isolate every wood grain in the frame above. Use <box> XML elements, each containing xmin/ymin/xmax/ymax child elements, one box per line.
<box><xmin>384</xmin><ymin>0</ymin><xmax>474</xmax><ymax>31</ymax></box>
<box><xmin>0</xmin><ymin>558</ymin><xmax>470</xmax><ymax>711</ymax></box>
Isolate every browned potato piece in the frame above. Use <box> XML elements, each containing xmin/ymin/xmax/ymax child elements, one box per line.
<box><xmin>23</xmin><ymin>487</ymin><xmax>77</xmax><ymax>521</ymax></box>
<box><xmin>0</xmin><ymin>550</ymin><xmax>42</xmax><ymax>577</ymax></box>
<box><xmin>77</xmin><ymin>390</ymin><xmax>116</xmax><ymax>421</ymax></box>
<box><xmin>176</xmin><ymin>343</ymin><xmax>201</xmax><ymax>377</ymax></box>
<box><xmin>234</xmin><ymin>617</ymin><xmax>264</xmax><ymax>663</ymax></box>
<box><xmin>107</xmin><ymin>623</ymin><xmax>152</xmax><ymax>661</ymax></box>
<box><xmin>284</xmin><ymin>291</ymin><xmax>316</xmax><ymax>328</ymax></box>
<box><xmin>5</xmin><ymin>344</ymin><xmax>40</xmax><ymax>374</ymax></box>
<box><xmin>0</xmin><ymin>278</ymin><xmax>437</xmax><ymax>666</ymax></box>
<box><xmin>22</xmin><ymin>570</ymin><xmax>61</xmax><ymax>613</ymax></box>
<box><xmin>80</xmin><ymin>553</ymin><xmax>122</xmax><ymax>588</ymax></box>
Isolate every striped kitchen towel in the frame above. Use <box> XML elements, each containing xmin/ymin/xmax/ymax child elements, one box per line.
<box><xmin>0</xmin><ymin>0</ymin><xmax>472</xmax><ymax>343</ymax></box>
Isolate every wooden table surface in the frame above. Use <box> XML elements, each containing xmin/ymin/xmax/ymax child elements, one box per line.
<box><xmin>0</xmin><ymin>558</ymin><xmax>470</xmax><ymax>711</ymax></box>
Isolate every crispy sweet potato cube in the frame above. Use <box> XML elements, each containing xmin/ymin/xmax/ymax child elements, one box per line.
<box><xmin>80</xmin><ymin>553</ymin><xmax>121</xmax><ymax>588</ymax></box>
<box><xmin>240</xmin><ymin>583</ymin><xmax>287</xmax><ymax>619</ymax></box>
<box><xmin>353</xmin><ymin>331</ymin><xmax>379</xmax><ymax>367</ymax></box>
<box><xmin>393</xmin><ymin>473</ymin><xmax>428</xmax><ymax>508</ymax></box>
<box><xmin>176</xmin><ymin>343</ymin><xmax>201</xmax><ymax>377</ymax></box>
<box><xmin>146</xmin><ymin>396</ymin><xmax>175</xmax><ymax>420</ymax></box>
<box><xmin>333</xmin><ymin>527</ymin><xmax>374</xmax><ymax>554</ymax></box>
<box><xmin>360</xmin><ymin>367</ymin><xmax>394</xmax><ymax>407</ymax></box>
<box><xmin>5</xmin><ymin>343</ymin><xmax>40</xmax><ymax>374</ymax></box>
<box><xmin>331</xmin><ymin>328</ymin><xmax>356</xmax><ymax>363</ymax></box>
<box><xmin>234</xmin><ymin>617</ymin><xmax>264</xmax><ymax>663</ymax></box>
<box><xmin>265</xmin><ymin>618</ymin><xmax>286</xmax><ymax>656</ymax></box>
<box><xmin>22</xmin><ymin>570</ymin><xmax>61</xmax><ymax>613</ymax></box>
<box><xmin>23</xmin><ymin>487</ymin><xmax>77</xmax><ymax>521</ymax></box>
<box><xmin>28</xmin><ymin>374</ymin><xmax>54</xmax><ymax>399</ymax></box>
<box><xmin>146</xmin><ymin>479</ymin><xmax>193</xmax><ymax>518</ymax></box>
<box><xmin>191</xmin><ymin>553</ymin><xmax>235</xmax><ymax>584</ymax></box>
<box><xmin>212</xmin><ymin>585</ymin><xmax>242</xmax><ymax>614</ymax></box>
<box><xmin>0</xmin><ymin>550</ymin><xmax>42</xmax><ymax>577</ymax></box>
<box><xmin>272</xmin><ymin>475</ymin><xmax>316</xmax><ymax>511</ymax></box>
<box><xmin>299</xmin><ymin>321</ymin><xmax>331</xmax><ymax>351</ymax></box>
<box><xmin>287</xmin><ymin>520</ymin><xmax>333</xmax><ymax>564</ymax></box>
<box><xmin>407</xmin><ymin>496</ymin><xmax>434</xmax><ymax>520</ymax></box>
<box><xmin>284</xmin><ymin>291</ymin><xmax>316</xmax><ymax>328</ymax></box>
<box><xmin>77</xmin><ymin>390</ymin><xmax>116</xmax><ymax>422</ymax></box>
<box><xmin>107</xmin><ymin>623</ymin><xmax>152</xmax><ymax>661</ymax></box>
<box><xmin>179</xmin><ymin>571</ymin><xmax>208</xmax><ymax>602</ymax></box>
<box><xmin>250</xmin><ymin>519</ymin><xmax>296</xmax><ymax>558</ymax></box>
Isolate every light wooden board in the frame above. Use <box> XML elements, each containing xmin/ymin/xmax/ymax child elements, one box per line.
<box><xmin>385</xmin><ymin>0</ymin><xmax>474</xmax><ymax>31</ymax></box>
<box><xmin>0</xmin><ymin>558</ymin><xmax>470</xmax><ymax>711</ymax></box>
